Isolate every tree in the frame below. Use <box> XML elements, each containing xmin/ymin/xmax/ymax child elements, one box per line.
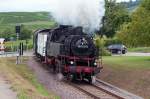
<box><xmin>117</xmin><ymin>0</ymin><xmax>150</xmax><ymax>47</ymax></box>
<box><xmin>99</xmin><ymin>0</ymin><xmax>130</xmax><ymax>37</ymax></box>
<box><xmin>19</xmin><ymin>25</ymin><xmax>32</xmax><ymax>40</ymax></box>
<box><xmin>0</xmin><ymin>28</ymin><xmax>16</xmax><ymax>41</ymax></box>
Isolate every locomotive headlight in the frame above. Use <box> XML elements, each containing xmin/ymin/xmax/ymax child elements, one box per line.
<box><xmin>70</xmin><ymin>61</ymin><xmax>74</xmax><ymax>65</ymax></box>
<box><xmin>94</xmin><ymin>62</ymin><xmax>97</xmax><ymax>66</ymax></box>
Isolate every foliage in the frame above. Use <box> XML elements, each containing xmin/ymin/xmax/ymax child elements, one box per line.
<box><xmin>0</xmin><ymin>12</ymin><xmax>56</xmax><ymax>33</ymax></box>
<box><xmin>5</xmin><ymin>39</ymin><xmax>33</xmax><ymax>52</ymax></box>
<box><xmin>19</xmin><ymin>25</ymin><xmax>32</xmax><ymax>40</ymax></box>
<box><xmin>0</xmin><ymin>28</ymin><xmax>16</xmax><ymax>41</ymax></box>
<box><xmin>0</xmin><ymin>12</ymin><xmax>52</xmax><ymax>24</ymax></box>
<box><xmin>98</xmin><ymin>0</ymin><xmax>130</xmax><ymax>37</ymax></box>
<box><xmin>0</xmin><ymin>12</ymin><xmax>56</xmax><ymax>41</ymax></box>
<box><xmin>117</xmin><ymin>0</ymin><xmax>150</xmax><ymax>47</ymax></box>
<box><xmin>0</xmin><ymin>25</ymin><xmax>33</xmax><ymax>40</ymax></box>
<box><xmin>104</xmin><ymin>37</ymin><xmax>122</xmax><ymax>46</ymax></box>
<box><xmin>94</xmin><ymin>35</ymin><xmax>106</xmax><ymax>48</ymax></box>
<box><xmin>94</xmin><ymin>35</ymin><xmax>111</xmax><ymax>56</ymax></box>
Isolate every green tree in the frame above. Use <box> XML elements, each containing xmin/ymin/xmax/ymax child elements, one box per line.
<box><xmin>20</xmin><ymin>25</ymin><xmax>32</xmax><ymax>40</ymax></box>
<box><xmin>0</xmin><ymin>28</ymin><xmax>16</xmax><ymax>41</ymax></box>
<box><xmin>117</xmin><ymin>0</ymin><xmax>150</xmax><ymax>47</ymax></box>
<box><xmin>99</xmin><ymin>0</ymin><xmax>130</xmax><ymax>37</ymax></box>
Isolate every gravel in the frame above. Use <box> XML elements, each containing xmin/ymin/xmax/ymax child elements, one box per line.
<box><xmin>0</xmin><ymin>76</ymin><xmax>17</xmax><ymax>99</ymax></box>
<box><xmin>27</xmin><ymin>57</ymin><xmax>92</xmax><ymax>99</ymax></box>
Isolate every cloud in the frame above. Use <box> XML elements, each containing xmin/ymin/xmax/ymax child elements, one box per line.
<box><xmin>50</xmin><ymin>0</ymin><xmax>105</xmax><ymax>33</ymax></box>
<box><xmin>0</xmin><ymin>0</ymin><xmax>57</xmax><ymax>12</ymax></box>
<box><xmin>0</xmin><ymin>0</ymin><xmax>136</xmax><ymax>12</ymax></box>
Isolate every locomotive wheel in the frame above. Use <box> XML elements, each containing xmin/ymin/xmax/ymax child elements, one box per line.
<box><xmin>57</xmin><ymin>73</ymin><xmax>64</xmax><ymax>81</ymax></box>
<box><xmin>88</xmin><ymin>76</ymin><xmax>96</xmax><ymax>84</ymax></box>
<box><xmin>55</xmin><ymin>60</ymin><xmax>64</xmax><ymax>81</ymax></box>
<box><xmin>67</xmin><ymin>74</ymin><xmax>74</xmax><ymax>81</ymax></box>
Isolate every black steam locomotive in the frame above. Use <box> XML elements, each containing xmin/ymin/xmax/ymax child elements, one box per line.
<box><xmin>34</xmin><ymin>25</ymin><xmax>102</xmax><ymax>84</ymax></box>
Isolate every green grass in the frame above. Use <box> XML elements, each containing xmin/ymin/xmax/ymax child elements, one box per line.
<box><xmin>128</xmin><ymin>47</ymin><xmax>150</xmax><ymax>53</ymax></box>
<box><xmin>0</xmin><ymin>57</ymin><xmax>59</xmax><ymax>99</ymax></box>
<box><xmin>0</xmin><ymin>12</ymin><xmax>52</xmax><ymax>24</ymax></box>
<box><xmin>100</xmin><ymin>56</ymin><xmax>150</xmax><ymax>99</ymax></box>
<box><xmin>5</xmin><ymin>39</ymin><xmax>33</xmax><ymax>51</ymax></box>
<box><xmin>0</xmin><ymin>12</ymin><xmax>56</xmax><ymax>32</ymax></box>
<box><xmin>103</xmin><ymin>56</ymin><xmax>150</xmax><ymax>69</ymax></box>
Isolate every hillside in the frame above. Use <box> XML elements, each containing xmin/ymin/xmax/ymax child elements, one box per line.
<box><xmin>0</xmin><ymin>12</ymin><xmax>56</xmax><ymax>32</ymax></box>
<box><xmin>120</xmin><ymin>0</ymin><xmax>140</xmax><ymax>12</ymax></box>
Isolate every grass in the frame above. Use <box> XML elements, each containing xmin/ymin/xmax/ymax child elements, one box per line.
<box><xmin>0</xmin><ymin>21</ymin><xmax>56</xmax><ymax>32</ymax></box>
<box><xmin>99</xmin><ymin>56</ymin><xmax>150</xmax><ymax>99</ymax></box>
<box><xmin>0</xmin><ymin>57</ymin><xmax>59</xmax><ymax>99</ymax></box>
<box><xmin>0</xmin><ymin>12</ymin><xmax>56</xmax><ymax>32</ymax></box>
<box><xmin>0</xmin><ymin>12</ymin><xmax>52</xmax><ymax>24</ymax></box>
<box><xmin>128</xmin><ymin>47</ymin><xmax>150</xmax><ymax>53</ymax></box>
<box><xmin>4</xmin><ymin>39</ymin><xmax>33</xmax><ymax>52</ymax></box>
<box><xmin>103</xmin><ymin>56</ymin><xmax>150</xmax><ymax>69</ymax></box>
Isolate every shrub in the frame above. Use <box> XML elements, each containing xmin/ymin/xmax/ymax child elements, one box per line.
<box><xmin>105</xmin><ymin>38</ymin><xmax>122</xmax><ymax>46</ymax></box>
<box><xmin>94</xmin><ymin>35</ymin><xmax>111</xmax><ymax>56</ymax></box>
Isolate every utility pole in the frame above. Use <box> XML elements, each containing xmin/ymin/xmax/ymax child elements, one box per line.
<box><xmin>16</xmin><ymin>25</ymin><xmax>21</xmax><ymax>64</ymax></box>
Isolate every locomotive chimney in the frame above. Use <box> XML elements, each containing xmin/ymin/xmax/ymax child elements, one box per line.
<box><xmin>74</xmin><ymin>27</ymin><xmax>83</xmax><ymax>34</ymax></box>
<box><xmin>59</xmin><ymin>25</ymin><xmax>72</xmax><ymax>29</ymax></box>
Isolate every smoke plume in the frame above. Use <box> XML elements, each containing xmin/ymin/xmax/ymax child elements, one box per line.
<box><xmin>50</xmin><ymin>0</ymin><xmax>105</xmax><ymax>33</ymax></box>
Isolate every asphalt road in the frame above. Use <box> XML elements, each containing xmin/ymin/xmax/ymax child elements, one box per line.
<box><xmin>112</xmin><ymin>52</ymin><xmax>150</xmax><ymax>56</ymax></box>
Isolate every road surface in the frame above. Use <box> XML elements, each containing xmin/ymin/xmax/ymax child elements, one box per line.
<box><xmin>113</xmin><ymin>52</ymin><xmax>150</xmax><ymax>56</ymax></box>
<box><xmin>0</xmin><ymin>51</ymin><xmax>34</xmax><ymax>57</ymax></box>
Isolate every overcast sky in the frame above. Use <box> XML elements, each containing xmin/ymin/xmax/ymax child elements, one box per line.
<box><xmin>0</xmin><ymin>0</ymin><xmax>136</xmax><ymax>12</ymax></box>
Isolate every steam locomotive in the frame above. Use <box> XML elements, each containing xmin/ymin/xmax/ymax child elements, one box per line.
<box><xmin>34</xmin><ymin>25</ymin><xmax>102</xmax><ymax>84</ymax></box>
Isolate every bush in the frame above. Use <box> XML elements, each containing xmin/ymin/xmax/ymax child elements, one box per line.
<box><xmin>99</xmin><ymin>48</ymin><xmax>111</xmax><ymax>56</ymax></box>
<box><xmin>94</xmin><ymin>35</ymin><xmax>111</xmax><ymax>56</ymax></box>
<box><xmin>105</xmin><ymin>38</ymin><xmax>122</xmax><ymax>46</ymax></box>
<box><xmin>4</xmin><ymin>39</ymin><xmax>33</xmax><ymax>52</ymax></box>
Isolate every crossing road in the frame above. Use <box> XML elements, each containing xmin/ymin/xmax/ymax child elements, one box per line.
<box><xmin>0</xmin><ymin>51</ymin><xmax>34</xmax><ymax>57</ymax></box>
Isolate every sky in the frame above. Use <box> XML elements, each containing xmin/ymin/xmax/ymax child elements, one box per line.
<box><xmin>0</xmin><ymin>0</ymin><xmax>136</xmax><ymax>12</ymax></box>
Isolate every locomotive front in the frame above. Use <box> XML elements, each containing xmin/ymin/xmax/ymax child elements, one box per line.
<box><xmin>60</xmin><ymin>27</ymin><xmax>102</xmax><ymax>83</ymax></box>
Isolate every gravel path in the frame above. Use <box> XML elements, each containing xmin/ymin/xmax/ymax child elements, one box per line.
<box><xmin>0</xmin><ymin>76</ymin><xmax>17</xmax><ymax>99</ymax></box>
<box><xmin>27</xmin><ymin>57</ymin><xmax>92</xmax><ymax>99</ymax></box>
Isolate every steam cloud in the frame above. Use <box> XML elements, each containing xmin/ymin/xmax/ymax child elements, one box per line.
<box><xmin>50</xmin><ymin>0</ymin><xmax>105</xmax><ymax>33</ymax></box>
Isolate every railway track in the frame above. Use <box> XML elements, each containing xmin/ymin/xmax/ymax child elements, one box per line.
<box><xmin>65</xmin><ymin>80</ymin><xmax>119</xmax><ymax>99</ymax></box>
<box><xmin>65</xmin><ymin>79</ymin><xmax>143</xmax><ymax>99</ymax></box>
<box><xmin>95</xmin><ymin>79</ymin><xmax>143</xmax><ymax>99</ymax></box>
